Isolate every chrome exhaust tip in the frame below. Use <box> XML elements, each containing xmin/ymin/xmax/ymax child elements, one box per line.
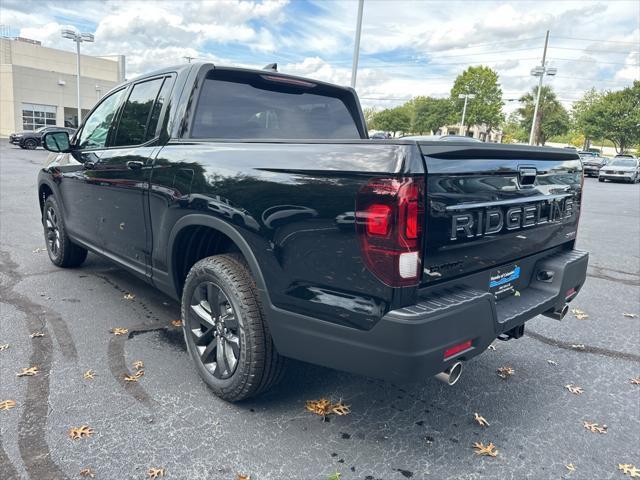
<box><xmin>435</xmin><ymin>361</ymin><xmax>463</xmax><ymax>386</ymax></box>
<box><xmin>543</xmin><ymin>303</ymin><xmax>569</xmax><ymax>321</ymax></box>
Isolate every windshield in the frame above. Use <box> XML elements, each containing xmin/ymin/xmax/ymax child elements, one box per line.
<box><xmin>610</xmin><ymin>159</ymin><xmax>637</xmax><ymax>167</ymax></box>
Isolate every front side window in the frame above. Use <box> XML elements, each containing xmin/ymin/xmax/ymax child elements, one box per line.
<box><xmin>113</xmin><ymin>78</ymin><xmax>165</xmax><ymax>146</ymax></box>
<box><xmin>78</xmin><ymin>88</ymin><xmax>126</xmax><ymax>149</ymax></box>
<box><xmin>191</xmin><ymin>71</ymin><xmax>361</xmax><ymax>139</ymax></box>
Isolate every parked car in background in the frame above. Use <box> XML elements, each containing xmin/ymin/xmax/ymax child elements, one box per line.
<box><xmin>370</xmin><ymin>132</ymin><xmax>390</xmax><ymax>139</ymax></box>
<box><xmin>10</xmin><ymin>126</ymin><xmax>76</xmax><ymax>149</ymax></box>
<box><xmin>582</xmin><ymin>156</ymin><xmax>610</xmax><ymax>177</ymax></box>
<box><xmin>400</xmin><ymin>134</ymin><xmax>482</xmax><ymax>142</ymax></box>
<box><xmin>578</xmin><ymin>151</ymin><xmax>598</xmax><ymax>159</ymax></box>
<box><xmin>614</xmin><ymin>154</ymin><xmax>636</xmax><ymax>159</ymax></box>
<box><xmin>599</xmin><ymin>157</ymin><xmax>640</xmax><ymax>183</ymax></box>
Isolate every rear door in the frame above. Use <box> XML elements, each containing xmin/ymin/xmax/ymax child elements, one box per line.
<box><xmin>418</xmin><ymin>143</ymin><xmax>582</xmax><ymax>284</ymax></box>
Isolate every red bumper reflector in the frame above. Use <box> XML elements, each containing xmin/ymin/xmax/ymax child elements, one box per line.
<box><xmin>444</xmin><ymin>340</ymin><xmax>472</xmax><ymax>359</ymax></box>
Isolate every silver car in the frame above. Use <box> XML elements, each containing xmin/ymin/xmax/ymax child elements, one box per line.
<box><xmin>598</xmin><ymin>157</ymin><xmax>640</xmax><ymax>183</ymax></box>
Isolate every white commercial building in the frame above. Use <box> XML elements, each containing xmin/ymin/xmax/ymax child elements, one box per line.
<box><xmin>0</xmin><ymin>36</ymin><xmax>125</xmax><ymax>135</ymax></box>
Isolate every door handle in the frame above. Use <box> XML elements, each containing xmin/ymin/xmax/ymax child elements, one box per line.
<box><xmin>126</xmin><ymin>161</ymin><xmax>144</xmax><ymax>170</ymax></box>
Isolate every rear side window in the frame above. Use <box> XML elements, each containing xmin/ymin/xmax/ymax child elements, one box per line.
<box><xmin>113</xmin><ymin>78</ymin><xmax>165</xmax><ymax>146</ymax></box>
<box><xmin>191</xmin><ymin>71</ymin><xmax>361</xmax><ymax>139</ymax></box>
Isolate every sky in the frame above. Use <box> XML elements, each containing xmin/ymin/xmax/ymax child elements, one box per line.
<box><xmin>1</xmin><ymin>0</ymin><xmax>638</xmax><ymax>113</ymax></box>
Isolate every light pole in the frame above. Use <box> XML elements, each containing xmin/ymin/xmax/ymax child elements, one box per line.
<box><xmin>528</xmin><ymin>30</ymin><xmax>557</xmax><ymax>145</ymax></box>
<box><xmin>61</xmin><ymin>29</ymin><xmax>94</xmax><ymax>127</ymax></box>
<box><xmin>350</xmin><ymin>0</ymin><xmax>364</xmax><ymax>88</ymax></box>
<box><xmin>458</xmin><ymin>93</ymin><xmax>475</xmax><ymax>136</ymax></box>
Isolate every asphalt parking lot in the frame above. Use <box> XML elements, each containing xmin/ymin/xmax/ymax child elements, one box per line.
<box><xmin>1</xmin><ymin>142</ymin><xmax>639</xmax><ymax>480</ymax></box>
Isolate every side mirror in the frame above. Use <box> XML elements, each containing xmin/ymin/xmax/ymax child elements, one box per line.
<box><xmin>42</xmin><ymin>131</ymin><xmax>72</xmax><ymax>153</ymax></box>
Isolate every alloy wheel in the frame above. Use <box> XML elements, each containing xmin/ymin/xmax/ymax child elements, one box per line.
<box><xmin>187</xmin><ymin>281</ymin><xmax>241</xmax><ymax>379</ymax></box>
<box><xmin>45</xmin><ymin>206</ymin><xmax>61</xmax><ymax>258</ymax></box>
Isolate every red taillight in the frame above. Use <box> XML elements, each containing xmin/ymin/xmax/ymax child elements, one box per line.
<box><xmin>366</xmin><ymin>204</ymin><xmax>392</xmax><ymax>236</ymax></box>
<box><xmin>356</xmin><ymin>177</ymin><xmax>425</xmax><ymax>287</ymax></box>
<box><xmin>444</xmin><ymin>340</ymin><xmax>472</xmax><ymax>359</ymax></box>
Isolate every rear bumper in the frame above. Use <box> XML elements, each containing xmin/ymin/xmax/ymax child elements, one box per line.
<box><xmin>267</xmin><ymin>249</ymin><xmax>588</xmax><ymax>382</ymax></box>
<box><xmin>583</xmin><ymin>166</ymin><xmax>601</xmax><ymax>176</ymax></box>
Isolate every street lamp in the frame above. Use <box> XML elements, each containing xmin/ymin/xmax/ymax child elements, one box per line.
<box><xmin>528</xmin><ymin>64</ymin><xmax>557</xmax><ymax>145</ymax></box>
<box><xmin>458</xmin><ymin>93</ymin><xmax>476</xmax><ymax>136</ymax></box>
<box><xmin>61</xmin><ymin>29</ymin><xmax>95</xmax><ymax>127</ymax></box>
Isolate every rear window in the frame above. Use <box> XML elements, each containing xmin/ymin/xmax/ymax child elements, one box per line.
<box><xmin>191</xmin><ymin>70</ymin><xmax>361</xmax><ymax>140</ymax></box>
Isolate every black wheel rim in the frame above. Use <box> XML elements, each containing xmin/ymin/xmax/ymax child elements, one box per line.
<box><xmin>187</xmin><ymin>281</ymin><xmax>240</xmax><ymax>379</ymax></box>
<box><xmin>45</xmin><ymin>206</ymin><xmax>61</xmax><ymax>258</ymax></box>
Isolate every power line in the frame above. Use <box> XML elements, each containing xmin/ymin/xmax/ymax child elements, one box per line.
<box><xmin>552</xmin><ymin>35</ymin><xmax>640</xmax><ymax>45</ymax></box>
<box><xmin>549</xmin><ymin>46</ymin><xmax>637</xmax><ymax>55</ymax></box>
<box><xmin>549</xmin><ymin>57</ymin><xmax>639</xmax><ymax>66</ymax></box>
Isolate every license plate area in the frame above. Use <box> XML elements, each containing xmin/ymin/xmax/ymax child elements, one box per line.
<box><xmin>489</xmin><ymin>263</ymin><xmax>520</xmax><ymax>301</ymax></box>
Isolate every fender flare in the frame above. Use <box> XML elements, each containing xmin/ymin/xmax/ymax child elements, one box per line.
<box><xmin>166</xmin><ymin>214</ymin><xmax>270</xmax><ymax>300</ymax></box>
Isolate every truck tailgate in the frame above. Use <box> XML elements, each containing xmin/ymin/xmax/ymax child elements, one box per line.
<box><xmin>418</xmin><ymin>143</ymin><xmax>582</xmax><ymax>285</ymax></box>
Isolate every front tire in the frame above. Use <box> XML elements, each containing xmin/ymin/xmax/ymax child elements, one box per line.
<box><xmin>42</xmin><ymin>196</ymin><xmax>88</xmax><ymax>268</ymax></box>
<box><xmin>598</xmin><ymin>177</ymin><xmax>605</xmax><ymax>182</ymax></box>
<box><xmin>181</xmin><ymin>254</ymin><xmax>285</xmax><ymax>402</ymax></box>
<box><xmin>23</xmin><ymin>138</ymin><xmax>38</xmax><ymax>150</ymax></box>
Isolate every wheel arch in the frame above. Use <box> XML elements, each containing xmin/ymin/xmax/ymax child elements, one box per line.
<box><xmin>167</xmin><ymin>214</ymin><xmax>270</xmax><ymax>302</ymax></box>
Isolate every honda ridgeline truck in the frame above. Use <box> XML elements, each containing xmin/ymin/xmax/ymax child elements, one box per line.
<box><xmin>39</xmin><ymin>63</ymin><xmax>588</xmax><ymax>401</ymax></box>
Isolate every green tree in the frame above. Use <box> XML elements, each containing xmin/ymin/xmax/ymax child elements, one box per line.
<box><xmin>371</xmin><ymin>105</ymin><xmax>411</xmax><ymax>136</ymax></box>
<box><xmin>579</xmin><ymin>81</ymin><xmax>640</xmax><ymax>153</ymax></box>
<box><xmin>501</xmin><ymin>112</ymin><xmax>527</xmax><ymax>144</ymax></box>
<box><xmin>362</xmin><ymin>106</ymin><xmax>378</xmax><ymax>131</ymax></box>
<box><xmin>410</xmin><ymin>96</ymin><xmax>455</xmax><ymax>134</ymax></box>
<box><xmin>518</xmin><ymin>85</ymin><xmax>570</xmax><ymax>145</ymax></box>
<box><xmin>572</xmin><ymin>88</ymin><xmax>604</xmax><ymax>149</ymax></box>
<box><xmin>450</xmin><ymin>66</ymin><xmax>504</xmax><ymax>133</ymax></box>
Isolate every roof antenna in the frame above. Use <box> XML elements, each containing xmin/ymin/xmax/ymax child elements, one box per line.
<box><xmin>263</xmin><ymin>63</ymin><xmax>278</xmax><ymax>72</ymax></box>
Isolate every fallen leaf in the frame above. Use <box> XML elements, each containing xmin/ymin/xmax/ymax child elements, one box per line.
<box><xmin>171</xmin><ymin>319</ymin><xmax>183</xmax><ymax>327</ymax></box>
<box><xmin>132</xmin><ymin>360</ymin><xmax>144</xmax><ymax>370</ymax></box>
<box><xmin>327</xmin><ymin>473</ymin><xmax>341</xmax><ymax>480</ymax></box>
<box><xmin>29</xmin><ymin>331</ymin><xmax>45</xmax><ymax>338</ymax></box>
<box><xmin>0</xmin><ymin>400</ymin><xmax>17</xmax><ymax>411</ymax></box>
<box><xmin>474</xmin><ymin>412</ymin><xmax>490</xmax><ymax>427</ymax></box>
<box><xmin>571</xmin><ymin>344</ymin><xmax>585</xmax><ymax>350</ymax></box>
<box><xmin>565</xmin><ymin>384</ymin><xmax>584</xmax><ymax>395</ymax></box>
<box><xmin>631</xmin><ymin>377</ymin><xmax>640</xmax><ymax>385</ymax></box>
<box><xmin>83</xmin><ymin>370</ymin><xmax>96</xmax><ymax>380</ymax></box>
<box><xmin>79</xmin><ymin>467</ymin><xmax>96</xmax><ymax>478</ymax></box>
<box><xmin>547</xmin><ymin>359</ymin><xmax>558</xmax><ymax>366</ymax></box>
<box><xmin>488</xmin><ymin>344</ymin><xmax>496</xmax><ymax>351</ymax></box>
<box><xmin>110</xmin><ymin>327</ymin><xmax>129</xmax><ymax>336</ymax></box>
<box><xmin>16</xmin><ymin>366</ymin><xmax>39</xmax><ymax>377</ymax></box>
<box><xmin>0</xmin><ymin>344</ymin><xmax>9</xmax><ymax>351</ymax></box>
<box><xmin>68</xmin><ymin>425</ymin><xmax>94</xmax><ymax>440</ymax></box>
<box><xmin>331</xmin><ymin>402</ymin><xmax>351</xmax><ymax>416</ymax></box>
<box><xmin>619</xmin><ymin>464</ymin><xmax>640</xmax><ymax>478</ymax></box>
<box><xmin>570</xmin><ymin>308</ymin><xmax>589</xmax><ymax>320</ymax></box>
<box><xmin>147</xmin><ymin>467</ymin><xmax>165</xmax><ymax>478</ymax></box>
<box><xmin>623</xmin><ymin>313</ymin><xmax>638</xmax><ymax>318</ymax></box>
<box><xmin>473</xmin><ymin>441</ymin><xmax>498</xmax><ymax>457</ymax></box>
<box><xmin>236</xmin><ymin>475</ymin><xmax>251</xmax><ymax>480</ymax></box>
<box><xmin>32</xmin><ymin>247</ymin><xmax>44</xmax><ymax>253</ymax></box>
<box><xmin>513</xmin><ymin>290</ymin><xmax>521</xmax><ymax>297</ymax></box>
<box><xmin>124</xmin><ymin>370</ymin><xmax>145</xmax><ymax>382</ymax></box>
<box><xmin>583</xmin><ymin>421</ymin><xmax>607</xmax><ymax>434</ymax></box>
<box><xmin>305</xmin><ymin>398</ymin><xmax>350</xmax><ymax>418</ymax></box>
<box><xmin>497</xmin><ymin>366</ymin><xmax>514</xmax><ymax>379</ymax></box>
<box><xmin>123</xmin><ymin>293</ymin><xmax>135</xmax><ymax>300</ymax></box>
<box><xmin>566</xmin><ymin>463</ymin><xmax>576</xmax><ymax>473</ymax></box>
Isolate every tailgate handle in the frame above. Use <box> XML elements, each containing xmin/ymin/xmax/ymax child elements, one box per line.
<box><xmin>519</xmin><ymin>167</ymin><xmax>537</xmax><ymax>186</ymax></box>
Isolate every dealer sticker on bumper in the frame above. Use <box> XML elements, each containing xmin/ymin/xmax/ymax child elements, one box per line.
<box><xmin>489</xmin><ymin>264</ymin><xmax>520</xmax><ymax>300</ymax></box>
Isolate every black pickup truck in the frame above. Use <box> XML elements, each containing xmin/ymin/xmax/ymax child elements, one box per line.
<box><xmin>39</xmin><ymin>63</ymin><xmax>588</xmax><ymax>401</ymax></box>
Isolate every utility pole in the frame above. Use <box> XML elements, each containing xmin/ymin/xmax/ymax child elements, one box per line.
<box><xmin>529</xmin><ymin>30</ymin><xmax>550</xmax><ymax>145</ymax></box>
<box><xmin>350</xmin><ymin>0</ymin><xmax>364</xmax><ymax>88</ymax></box>
<box><xmin>184</xmin><ymin>56</ymin><xmax>196</xmax><ymax>63</ymax></box>
<box><xmin>458</xmin><ymin>93</ymin><xmax>475</xmax><ymax>135</ymax></box>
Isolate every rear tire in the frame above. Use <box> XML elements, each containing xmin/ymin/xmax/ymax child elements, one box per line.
<box><xmin>42</xmin><ymin>196</ymin><xmax>88</xmax><ymax>268</ymax></box>
<box><xmin>181</xmin><ymin>253</ymin><xmax>285</xmax><ymax>402</ymax></box>
<box><xmin>598</xmin><ymin>177</ymin><xmax>605</xmax><ymax>182</ymax></box>
<box><xmin>23</xmin><ymin>138</ymin><xmax>38</xmax><ymax>150</ymax></box>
